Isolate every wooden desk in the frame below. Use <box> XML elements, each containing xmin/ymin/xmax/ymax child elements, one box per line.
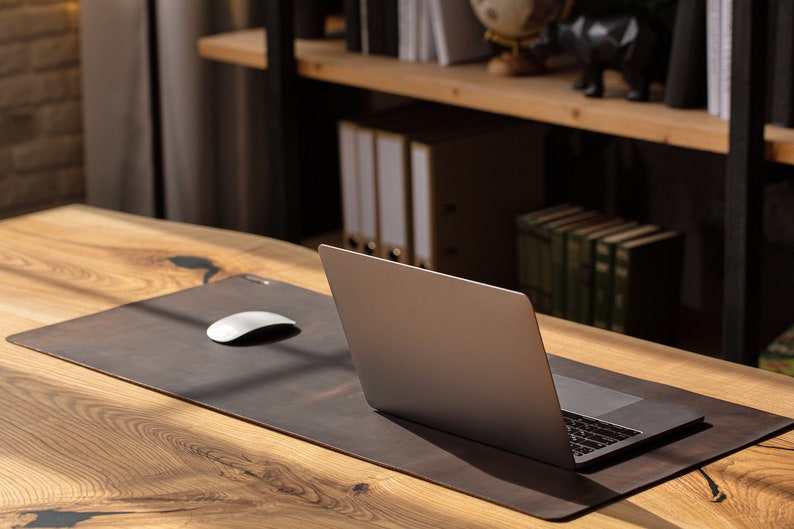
<box><xmin>1</xmin><ymin>205</ymin><xmax>793</xmax><ymax>528</ymax></box>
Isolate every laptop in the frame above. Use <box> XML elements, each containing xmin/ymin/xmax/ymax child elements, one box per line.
<box><xmin>318</xmin><ymin>244</ymin><xmax>704</xmax><ymax>469</ymax></box>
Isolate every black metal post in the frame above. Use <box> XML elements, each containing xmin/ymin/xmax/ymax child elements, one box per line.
<box><xmin>723</xmin><ymin>0</ymin><xmax>767</xmax><ymax>365</ymax></box>
<box><xmin>265</xmin><ymin>1</ymin><xmax>301</xmax><ymax>241</ymax></box>
<box><xmin>147</xmin><ymin>0</ymin><xmax>165</xmax><ymax>218</ymax></box>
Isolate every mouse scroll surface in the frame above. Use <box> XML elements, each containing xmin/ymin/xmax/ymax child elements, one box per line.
<box><xmin>207</xmin><ymin>311</ymin><xmax>297</xmax><ymax>343</ymax></box>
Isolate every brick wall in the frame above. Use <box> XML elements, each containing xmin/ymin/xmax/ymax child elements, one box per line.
<box><xmin>0</xmin><ymin>0</ymin><xmax>83</xmax><ymax>219</ymax></box>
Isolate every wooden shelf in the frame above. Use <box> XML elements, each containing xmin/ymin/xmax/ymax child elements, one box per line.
<box><xmin>198</xmin><ymin>28</ymin><xmax>269</xmax><ymax>69</ymax></box>
<box><xmin>197</xmin><ymin>28</ymin><xmax>794</xmax><ymax>165</ymax></box>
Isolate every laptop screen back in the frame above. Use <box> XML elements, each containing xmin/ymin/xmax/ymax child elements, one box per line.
<box><xmin>319</xmin><ymin>244</ymin><xmax>576</xmax><ymax>468</ymax></box>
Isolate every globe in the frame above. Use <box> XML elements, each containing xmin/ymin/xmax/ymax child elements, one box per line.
<box><xmin>469</xmin><ymin>0</ymin><xmax>574</xmax><ymax>75</ymax></box>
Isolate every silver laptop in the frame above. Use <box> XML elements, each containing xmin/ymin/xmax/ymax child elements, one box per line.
<box><xmin>318</xmin><ymin>244</ymin><xmax>704</xmax><ymax>469</ymax></box>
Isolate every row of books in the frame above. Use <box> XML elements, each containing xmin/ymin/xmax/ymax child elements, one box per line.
<box><xmin>516</xmin><ymin>204</ymin><xmax>685</xmax><ymax>345</ymax></box>
<box><xmin>343</xmin><ymin>0</ymin><xmax>490</xmax><ymax>66</ymax></box>
<box><xmin>337</xmin><ymin>103</ymin><xmax>545</xmax><ymax>288</ymax></box>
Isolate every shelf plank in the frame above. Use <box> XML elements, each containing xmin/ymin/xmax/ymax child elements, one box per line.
<box><xmin>198</xmin><ymin>28</ymin><xmax>267</xmax><ymax>69</ymax></box>
<box><xmin>196</xmin><ymin>29</ymin><xmax>794</xmax><ymax>164</ymax></box>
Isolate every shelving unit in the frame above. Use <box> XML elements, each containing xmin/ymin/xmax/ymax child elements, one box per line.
<box><xmin>198</xmin><ymin>29</ymin><xmax>794</xmax><ymax>163</ymax></box>
<box><xmin>197</xmin><ymin>1</ymin><xmax>778</xmax><ymax>365</ymax></box>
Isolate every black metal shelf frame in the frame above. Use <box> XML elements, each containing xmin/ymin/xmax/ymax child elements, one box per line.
<box><xmin>723</xmin><ymin>0</ymin><xmax>766</xmax><ymax>365</ymax></box>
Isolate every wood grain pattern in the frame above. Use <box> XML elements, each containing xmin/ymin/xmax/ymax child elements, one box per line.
<box><xmin>1</xmin><ymin>205</ymin><xmax>793</xmax><ymax>528</ymax></box>
<box><xmin>196</xmin><ymin>31</ymin><xmax>794</xmax><ymax>164</ymax></box>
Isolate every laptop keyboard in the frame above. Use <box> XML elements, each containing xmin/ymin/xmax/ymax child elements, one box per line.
<box><xmin>563</xmin><ymin>410</ymin><xmax>642</xmax><ymax>457</ymax></box>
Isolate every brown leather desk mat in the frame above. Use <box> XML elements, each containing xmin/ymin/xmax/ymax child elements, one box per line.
<box><xmin>8</xmin><ymin>275</ymin><xmax>793</xmax><ymax>520</ymax></box>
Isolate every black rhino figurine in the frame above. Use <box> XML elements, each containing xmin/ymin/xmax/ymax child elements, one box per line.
<box><xmin>533</xmin><ymin>14</ymin><xmax>670</xmax><ymax>101</ymax></box>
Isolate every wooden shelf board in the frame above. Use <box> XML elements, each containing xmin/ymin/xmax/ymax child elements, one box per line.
<box><xmin>198</xmin><ymin>29</ymin><xmax>267</xmax><ymax>69</ymax></box>
<box><xmin>197</xmin><ymin>29</ymin><xmax>794</xmax><ymax>164</ymax></box>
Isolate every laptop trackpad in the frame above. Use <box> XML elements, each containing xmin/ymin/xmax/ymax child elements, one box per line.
<box><xmin>553</xmin><ymin>375</ymin><xmax>643</xmax><ymax>417</ymax></box>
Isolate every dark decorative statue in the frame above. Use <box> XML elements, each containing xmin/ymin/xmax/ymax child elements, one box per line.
<box><xmin>533</xmin><ymin>14</ymin><xmax>670</xmax><ymax>101</ymax></box>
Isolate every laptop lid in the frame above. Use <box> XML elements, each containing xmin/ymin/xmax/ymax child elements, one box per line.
<box><xmin>318</xmin><ymin>245</ymin><xmax>703</xmax><ymax>469</ymax></box>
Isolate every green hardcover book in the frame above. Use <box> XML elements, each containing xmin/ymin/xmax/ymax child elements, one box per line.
<box><xmin>549</xmin><ymin>213</ymin><xmax>605</xmax><ymax>318</ymax></box>
<box><xmin>516</xmin><ymin>203</ymin><xmax>578</xmax><ymax>297</ymax></box>
<box><xmin>759</xmin><ymin>323</ymin><xmax>794</xmax><ymax>376</ymax></box>
<box><xmin>577</xmin><ymin>220</ymin><xmax>639</xmax><ymax>325</ymax></box>
<box><xmin>592</xmin><ymin>224</ymin><xmax>659</xmax><ymax>329</ymax></box>
<box><xmin>541</xmin><ymin>210</ymin><xmax>599</xmax><ymax>315</ymax></box>
<box><xmin>610</xmin><ymin>230</ymin><xmax>685</xmax><ymax>344</ymax></box>
<box><xmin>564</xmin><ymin>217</ymin><xmax>626</xmax><ymax>323</ymax></box>
<box><xmin>515</xmin><ymin>204</ymin><xmax>583</xmax><ymax>309</ymax></box>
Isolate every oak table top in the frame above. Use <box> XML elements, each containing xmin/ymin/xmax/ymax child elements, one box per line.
<box><xmin>1</xmin><ymin>204</ymin><xmax>792</xmax><ymax>528</ymax></box>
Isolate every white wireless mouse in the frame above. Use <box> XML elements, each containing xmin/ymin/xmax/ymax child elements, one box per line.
<box><xmin>206</xmin><ymin>311</ymin><xmax>297</xmax><ymax>343</ymax></box>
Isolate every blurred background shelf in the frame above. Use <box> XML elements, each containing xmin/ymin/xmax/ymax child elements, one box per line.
<box><xmin>198</xmin><ymin>29</ymin><xmax>794</xmax><ymax>164</ymax></box>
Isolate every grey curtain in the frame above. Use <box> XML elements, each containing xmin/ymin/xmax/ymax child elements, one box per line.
<box><xmin>80</xmin><ymin>0</ymin><xmax>271</xmax><ymax>233</ymax></box>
